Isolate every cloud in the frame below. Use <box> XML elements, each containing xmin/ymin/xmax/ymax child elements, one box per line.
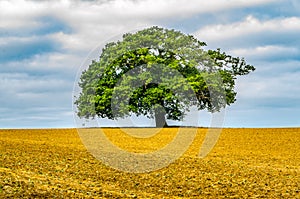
<box><xmin>52</xmin><ymin>0</ymin><xmax>280</xmax><ymax>51</ymax></box>
<box><xmin>229</xmin><ymin>45</ymin><xmax>300</xmax><ymax>61</ymax></box>
<box><xmin>0</xmin><ymin>73</ymin><xmax>71</xmax><ymax>93</ymax></box>
<box><xmin>194</xmin><ymin>15</ymin><xmax>300</xmax><ymax>49</ymax></box>
<box><xmin>1</xmin><ymin>0</ymin><xmax>279</xmax><ymax>53</ymax></box>
<box><xmin>195</xmin><ymin>15</ymin><xmax>300</xmax><ymax>41</ymax></box>
<box><xmin>0</xmin><ymin>72</ymin><xmax>74</xmax><ymax>128</ymax></box>
<box><xmin>236</xmin><ymin>68</ymin><xmax>300</xmax><ymax>99</ymax></box>
<box><xmin>0</xmin><ymin>0</ymin><xmax>299</xmax><ymax>128</ymax></box>
<box><xmin>0</xmin><ymin>73</ymin><xmax>73</xmax><ymax>107</ymax></box>
<box><xmin>0</xmin><ymin>16</ymin><xmax>72</xmax><ymax>38</ymax></box>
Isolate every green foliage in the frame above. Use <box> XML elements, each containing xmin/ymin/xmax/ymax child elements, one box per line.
<box><xmin>75</xmin><ymin>26</ymin><xmax>255</xmax><ymax>123</ymax></box>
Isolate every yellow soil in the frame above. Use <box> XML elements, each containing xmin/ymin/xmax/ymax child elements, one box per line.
<box><xmin>0</xmin><ymin>128</ymin><xmax>299</xmax><ymax>198</ymax></box>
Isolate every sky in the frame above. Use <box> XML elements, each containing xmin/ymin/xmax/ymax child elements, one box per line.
<box><xmin>0</xmin><ymin>0</ymin><xmax>299</xmax><ymax>128</ymax></box>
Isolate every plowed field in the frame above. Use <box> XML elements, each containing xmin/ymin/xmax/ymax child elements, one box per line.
<box><xmin>0</xmin><ymin>128</ymin><xmax>299</xmax><ymax>198</ymax></box>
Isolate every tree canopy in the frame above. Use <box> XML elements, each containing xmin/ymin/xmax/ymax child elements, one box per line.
<box><xmin>75</xmin><ymin>26</ymin><xmax>255</xmax><ymax>127</ymax></box>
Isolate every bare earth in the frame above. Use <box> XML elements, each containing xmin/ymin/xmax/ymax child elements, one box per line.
<box><xmin>0</xmin><ymin>128</ymin><xmax>299</xmax><ymax>198</ymax></box>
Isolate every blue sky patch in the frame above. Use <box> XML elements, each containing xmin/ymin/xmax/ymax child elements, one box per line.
<box><xmin>0</xmin><ymin>37</ymin><xmax>60</xmax><ymax>63</ymax></box>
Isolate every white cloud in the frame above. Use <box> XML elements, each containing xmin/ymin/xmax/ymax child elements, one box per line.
<box><xmin>1</xmin><ymin>0</ymin><xmax>279</xmax><ymax>52</ymax></box>
<box><xmin>27</xmin><ymin>52</ymin><xmax>83</xmax><ymax>74</ymax></box>
<box><xmin>0</xmin><ymin>0</ymin><xmax>275</xmax><ymax>24</ymax></box>
<box><xmin>194</xmin><ymin>15</ymin><xmax>300</xmax><ymax>43</ymax></box>
<box><xmin>0</xmin><ymin>73</ymin><xmax>72</xmax><ymax>94</ymax></box>
<box><xmin>0</xmin><ymin>0</ymin><xmax>43</xmax><ymax>28</ymax></box>
<box><xmin>230</xmin><ymin>45</ymin><xmax>298</xmax><ymax>55</ymax></box>
<box><xmin>0</xmin><ymin>80</ymin><xmax>72</xmax><ymax>123</ymax></box>
<box><xmin>236</xmin><ymin>69</ymin><xmax>300</xmax><ymax>100</ymax></box>
<box><xmin>51</xmin><ymin>0</ymin><xmax>280</xmax><ymax>51</ymax></box>
<box><xmin>228</xmin><ymin>45</ymin><xmax>299</xmax><ymax>61</ymax></box>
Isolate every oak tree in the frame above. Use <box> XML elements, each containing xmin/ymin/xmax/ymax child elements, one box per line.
<box><xmin>75</xmin><ymin>26</ymin><xmax>255</xmax><ymax>127</ymax></box>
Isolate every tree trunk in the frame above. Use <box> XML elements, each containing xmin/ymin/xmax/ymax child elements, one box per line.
<box><xmin>154</xmin><ymin>107</ymin><xmax>168</xmax><ymax>128</ymax></box>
